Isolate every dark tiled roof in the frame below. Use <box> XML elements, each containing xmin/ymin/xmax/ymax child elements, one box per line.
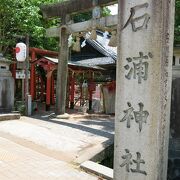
<box><xmin>44</xmin><ymin>56</ymin><xmax>104</xmax><ymax>70</ymax></box>
<box><xmin>86</xmin><ymin>31</ymin><xmax>117</xmax><ymax>61</ymax></box>
<box><xmin>75</xmin><ymin>57</ymin><xmax>115</xmax><ymax>66</ymax></box>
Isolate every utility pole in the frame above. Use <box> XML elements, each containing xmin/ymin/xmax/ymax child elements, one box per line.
<box><xmin>25</xmin><ymin>35</ymin><xmax>30</xmax><ymax>116</ymax></box>
<box><xmin>15</xmin><ymin>34</ymin><xmax>31</xmax><ymax>115</ymax></box>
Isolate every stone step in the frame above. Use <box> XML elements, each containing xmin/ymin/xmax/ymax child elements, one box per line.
<box><xmin>80</xmin><ymin>160</ymin><xmax>113</xmax><ymax>180</ymax></box>
<box><xmin>0</xmin><ymin>113</ymin><xmax>21</xmax><ymax>121</ymax></box>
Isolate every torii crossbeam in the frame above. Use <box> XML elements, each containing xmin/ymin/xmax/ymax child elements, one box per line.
<box><xmin>40</xmin><ymin>0</ymin><xmax>118</xmax><ymax>19</ymax></box>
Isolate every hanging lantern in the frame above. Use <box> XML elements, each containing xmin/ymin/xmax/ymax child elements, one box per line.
<box><xmin>72</xmin><ymin>36</ymin><xmax>81</xmax><ymax>52</ymax></box>
<box><xmin>108</xmin><ymin>30</ymin><xmax>117</xmax><ymax>47</ymax></box>
<box><xmin>15</xmin><ymin>42</ymin><xmax>27</xmax><ymax>62</ymax></box>
<box><xmin>89</xmin><ymin>27</ymin><xmax>97</xmax><ymax>40</ymax></box>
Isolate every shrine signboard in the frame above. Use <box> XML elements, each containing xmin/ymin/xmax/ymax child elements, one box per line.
<box><xmin>114</xmin><ymin>0</ymin><xmax>175</xmax><ymax>179</ymax></box>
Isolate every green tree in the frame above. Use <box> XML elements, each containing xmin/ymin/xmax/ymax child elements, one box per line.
<box><xmin>0</xmin><ymin>0</ymin><xmax>61</xmax><ymax>56</ymax></box>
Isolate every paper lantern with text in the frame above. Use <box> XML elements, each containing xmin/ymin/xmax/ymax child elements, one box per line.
<box><xmin>16</xmin><ymin>42</ymin><xmax>26</xmax><ymax>62</ymax></box>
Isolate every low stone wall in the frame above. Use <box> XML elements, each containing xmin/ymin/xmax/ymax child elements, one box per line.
<box><xmin>0</xmin><ymin>77</ymin><xmax>14</xmax><ymax>113</ymax></box>
<box><xmin>0</xmin><ymin>113</ymin><xmax>20</xmax><ymax>121</ymax></box>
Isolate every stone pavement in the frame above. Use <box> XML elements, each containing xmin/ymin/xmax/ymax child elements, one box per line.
<box><xmin>0</xmin><ymin>136</ymin><xmax>97</xmax><ymax>180</ymax></box>
<box><xmin>0</xmin><ymin>114</ymin><xmax>114</xmax><ymax>179</ymax></box>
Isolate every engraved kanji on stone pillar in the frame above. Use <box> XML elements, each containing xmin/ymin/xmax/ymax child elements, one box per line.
<box><xmin>124</xmin><ymin>52</ymin><xmax>153</xmax><ymax>84</ymax></box>
<box><xmin>120</xmin><ymin>102</ymin><xmax>134</xmax><ymax>128</ymax></box>
<box><xmin>134</xmin><ymin>103</ymin><xmax>149</xmax><ymax>132</ymax></box>
<box><xmin>120</xmin><ymin>102</ymin><xmax>149</xmax><ymax>132</ymax></box>
<box><xmin>123</xmin><ymin>3</ymin><xmax>150</xmax><ymax>32</ymax></box>
<box><xmin>120</xmin><ymin>149</ymin><xmax>133</xmax><ymax>172</ymax></box>
<box><xmin>120</xmin><ymin>149</ymin><xmax>147</xmax><ymax>175</ymax></box>
<box><xmin>131</xmin><ymin>152</ymin><xmax>147</xmax><ymax>175</ymax></box>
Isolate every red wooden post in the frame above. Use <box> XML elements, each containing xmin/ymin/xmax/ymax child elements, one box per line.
<box><xmin>33</xmin><ymin>62</ymin><xmax>36</xmax><ymax>100</ymax></box>
<box><xmin>36</xmin><ymin>74</ymin><xmax>40</xmax><ymax>100</ymax></box>
<box><xmin>70</xmin><ymin>72</ymin><xmax>75</xmax><ymax>109</ymax></box>
<box><xmin>40</xmin><ymin>76</ymin><xmax>44</xmax><ymax>101</ymax></box>
<box><xmin>35</xmin><ymin>74</ymin><xmax>39</xmax><ymax>100</ymax></box>
<box><xmin>30</xmin><ymin>51</ymin><xmax>36</xmax><ymax>100</ymax></box>
<box><xmin>46</xmin><ymin>71</ymin><xmax>52</xmax><ymax>111</ymax></box>
<box><xmin>51</xmin><ymin>75</ymin><xmax>55</xmax><ymax>105</ymax></box>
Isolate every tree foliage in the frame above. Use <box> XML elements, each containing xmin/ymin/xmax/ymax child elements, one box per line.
<box><xmin>0</xmin><ymin>0</ymin><xmax>61</xmax><ymax>56</ymax></box>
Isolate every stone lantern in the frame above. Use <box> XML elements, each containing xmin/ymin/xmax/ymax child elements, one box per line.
<box><xmin>0</xmin><ymin>53</ymin><xmax>14</xmax><ymax>113</ymax></box>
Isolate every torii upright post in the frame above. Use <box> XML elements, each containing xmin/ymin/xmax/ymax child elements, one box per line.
<box><xmin>56</xmin><ymin>22</ymin><xmax>69</xmax><ymax>114</ymax></box>
<box><xmin>114</xmin><ymin>0</ymin><xmax>175</xmax><ymax>179</ymax></box>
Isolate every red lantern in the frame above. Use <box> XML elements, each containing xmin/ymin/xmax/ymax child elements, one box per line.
<box><xmin>16</xmin><ymin>42</ymin><xmax>26</xmax><ymax>62</ymax></box>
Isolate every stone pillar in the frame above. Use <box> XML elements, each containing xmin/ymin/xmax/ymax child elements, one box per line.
<box><xmin>30</xmin><ymin>51</ymin><xmax>36</xmax><ymax>101</ymax></box>
<box><xmin>114</xmin><ymin>0</ymin><xmax>175</xmax><ymax>180</ymax></box>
